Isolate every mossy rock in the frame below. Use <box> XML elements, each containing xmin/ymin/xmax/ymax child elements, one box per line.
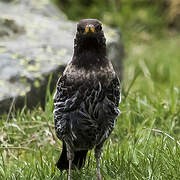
<box><xmin>0</xmin><ymin>0</ymin><xmax>124</xmax><ymax>114</ymax></box>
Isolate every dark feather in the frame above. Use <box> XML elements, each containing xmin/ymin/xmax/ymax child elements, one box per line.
<box><xmin>56</xmin><ymin>141</ymin><xmax>88</xmax><ymax>170</ymax></box>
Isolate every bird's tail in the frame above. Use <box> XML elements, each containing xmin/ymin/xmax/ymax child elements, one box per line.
<box><xmin>56</xmin><ymin>141</ymin><xmax>88</xmax><ymax>170</ymax></box>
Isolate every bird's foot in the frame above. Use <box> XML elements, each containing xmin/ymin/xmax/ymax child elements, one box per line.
<box><xmin>68</xmin><ymin>174</ymin><xmax>71</xmax><ymax>180</ymax></box>
<box><xmin>68</xmin><ymin>159</ymin><xmax>72</xmax><ymax>180</ymax></box>
<box><xmin>97</xmin><ymin>172</ymin><xmax>102</xmax><ymax>180</ymax></box>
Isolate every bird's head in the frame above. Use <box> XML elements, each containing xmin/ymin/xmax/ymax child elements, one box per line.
<box><xmin>77</xmin><ymin>19</ymin><xmax>102</xmax><ymax>36</ymax></box>
<box><xmin>74</xmin><ymin>19</ymin><xmax>106</xmax><ymax>54</ymax></box>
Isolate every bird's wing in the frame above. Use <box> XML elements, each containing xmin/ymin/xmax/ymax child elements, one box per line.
<box><xmin>53</xmin><ymin>74</ymin><xmax>93</xmax><ymax>142</ymax></box>
<box><xmin>106</xmin><ymin>76</ymin><xmax>121</xmax><ymax>107</ymax></box>
<box><xmin>53</xmin><ymin>74</ymin><xmax>121</xmax><ymax>145</ymax></box>
<box><xmin>53</xmin><ymin>75</ymin><xmax>81</xmax><ymax>113</ymax></box>
<box><xmin>53</xmin><ymin>75</ymin><xmax>78</xmax><ymax>141</ymax></box>
<box><xmin>91</xmin><ymin>76</ymin><xmax>120</xmax><ymax>147</ymax></box>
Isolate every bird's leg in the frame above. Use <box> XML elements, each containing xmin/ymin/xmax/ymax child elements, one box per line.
<box><xmin>95</xmin><ymin>147</ymin><xmax>102</xmax><ymax>180</ymax></box>
<box><xmin>68</xmin><ymin>159</ymin><xmax>72</xmax><ymax>180</ymax></box>
<box><xmin>66</xmin><ymin>144</ymin><xmax>74</xmax><ymax>180</ymax></box>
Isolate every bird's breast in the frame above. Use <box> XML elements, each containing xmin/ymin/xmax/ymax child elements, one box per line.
<box><xmin>63</xmin><ymin>61</ymin><xmax>116</xmax><ymax>84</ymax></box>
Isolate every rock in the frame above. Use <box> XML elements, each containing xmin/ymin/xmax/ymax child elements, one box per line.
<box><xmin>0</xmin><ymin>0</ymin><xmax>124</xmax><ymax>114</ymax></box>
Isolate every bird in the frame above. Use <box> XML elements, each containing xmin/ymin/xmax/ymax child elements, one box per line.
<box><xmin>53</xmin><ymin>19</ymin><xmax>121</xmax><ymax>180</ymax></box>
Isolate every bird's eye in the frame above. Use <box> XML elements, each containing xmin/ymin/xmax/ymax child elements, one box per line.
<box><xmin>96</xmin><ymin>25</ymin><xmax>102</xmax><ymax>32</ymax></box>
<box><xmin>77</xmin><ymin>26</ymin><xmax>84</xmax><ymax>33</ymax></box>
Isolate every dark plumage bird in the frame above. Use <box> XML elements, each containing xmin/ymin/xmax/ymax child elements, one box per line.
<box><xmin>53</xmin><ymin>19</ymin><xmax>121</xmax><ymax>180</ymax></box>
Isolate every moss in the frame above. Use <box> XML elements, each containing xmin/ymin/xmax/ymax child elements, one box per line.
<box><xmin>33</xmin><ymin>80</ymin><xmax>40</xmax><ymax>88</ymax></box>
<box><xmin>26</xmin><ymin>63</ymin><xmax>40</xmax><ymax>72</ymax></box>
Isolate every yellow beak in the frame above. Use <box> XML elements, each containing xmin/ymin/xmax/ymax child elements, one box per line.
<box><xmin>84</xmin><ymin>24</ymin><xmax>95</xmax><ymax>34</ymax></box>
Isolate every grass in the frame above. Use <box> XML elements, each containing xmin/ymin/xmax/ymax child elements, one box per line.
<box><xmin>1</xmin><ymin>0</ymin><xmax>180</xmax><ymax>179</ymax></box>
<box><xmin>1</xmin><ymin>35</ymin><xmax>180</xmax><ymax>179</ymax></box>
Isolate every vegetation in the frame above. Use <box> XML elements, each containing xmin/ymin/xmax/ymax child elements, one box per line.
<box><xmin>1</xmin><ymin>0</ymin><xmax>180</xmax><ymax>179</ymax></box>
